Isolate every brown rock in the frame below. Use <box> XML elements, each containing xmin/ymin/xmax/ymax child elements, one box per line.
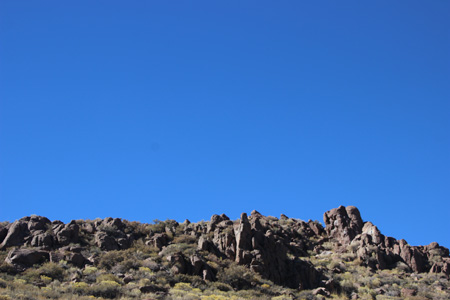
<box><xmin>213</xmin><ymin>227</ymin><xmax>236</xmax><ymax>259</ymax></box>
<box><xmin>167</xmin><ymin>252</ymin><xmax>188</xmax><ymax>274</ymax></box>
<box><xmin>67</xmin><ymin>252</ymin><xmax>88</xmax><ymax>268</ymax></box>
<box><xmin>30</xmin><ymin>232</ymin><xmax>54</xmax><ymax>248</ymax></box>
<box><xmin>235</xmin><ymin>213</ymin><xmax>252</xmax><ymax>264</ymax></box>
<box><xmin>0</xmin><ymin>220</ymin><xmax>29</xmax><ymax>249</ymax></box>
<box><xmin>207</xmin><ymin>214</ymin><xmax>222</xmax><ymax>233</ymax></box>
<box><xmin>6</xmin><ymin>248</ymin><xmax>49</xmax><ymax>267</ymax></box>
<box><xmin>148</xmin><ymin>233</ymin><xmax>168</xmax><ymax>249</ymax></box>
<box><xmin>323</xmin><ymin>206</ymin><xmax>363</xmax><ymax>246</ymax></box>
<box><xmin>53</xmin><ymin>220</ymin><xmax>79</xmax><ymax>246</ymax></box>
<box><xmin>28</xmin><ymin>216</ymin><xmax>51</xmax><ymax>232</ymax></box>
<box><xmin>95</xmin><ymin>231</ymin><xmax>119</xmax><ymax>250</ymax></box>
<box><xmin>280</xmin><ymin>214</ymin><xmax>288</xmax><ymax>220</ymax></box>
<box><xmin>308</xmin><ymin>220</ymin><xmax>324</xmax><ymax>236</ymax></box>
<box><xmin>361</xmin><ymin>222</ymin><xmax>383</xmax><ymax>245</ymax></box>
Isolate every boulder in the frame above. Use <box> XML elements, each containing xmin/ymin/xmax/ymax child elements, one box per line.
<box><xmin>28</xmin><ymin>216</ymin><xmax>51</xmax><ymax>231</ymax></box>
<box><xmin>0</xmin><ymin>220</ymin><xmax>30</xmax><ymax>249</ymax></box>
<box><xmin>67</xmin><ymin>252</ymin><xmax>89</xmax><ymax>268</ymax></box>
<box><xmin>361</xmin><ymin>222</ymin><xmax>384</xmax><ymax>245</ymax></box>
<box><xmin>207</xmin><ymin>214</ymin><xmax>223</xmax><ymax>233</ymax></box>
<box><xmin>6</xmin><ymin>248</ymin><xmax>49</xmax><ymax>267</ymax></box>
<box><xmin>95</xmin><ymin>231</ymin><xmax>119</xmax><ymax>251</ymax></box>
<box><xmin>53</xmin><ymin>220</ymin><xmax>79</xmax><ymax>246</ymax></box>
<box><xmin>30</xmin><ymin>232</ymin><xmax>54</xmax><ymax>248</ymax></box>
<box><xmin>166</xmin><ymin>252</ymin><xmax>189</xmax><ymax>274</ymax></box>
<box><xmin>148</xmin><ymin>233</ymin><xmax>169</xmax><ymax>249</ymax></box>
<box><xmin>308</xmin><ymin>220</ymin><xmax>324</xmax><ymax>236</ymax></box>
<box><xmin>190</xmin><ymin>254</ymin><xmax>216</xmax><ymax>281</ymax></box>
<box><xmin>323</xmin><ymin>206</ymin><xmax>363</xmax><ymax>246</ymax></box>
<box><xmin>213</xmin><ymin>227</ymin><xmax>236</xmax><ymax>259</ymax></box>
<box><xmin>393</xmin><ymin>239</ymin><xmax>427</xmax><ymax>273</ymax></box>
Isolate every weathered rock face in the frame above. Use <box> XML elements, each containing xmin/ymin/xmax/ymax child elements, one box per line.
<box><xmin>2</xmin><ymin>206</ymin><xmax>449</xmax><ymax>293</ymax></box>
<box><xmin>95</xmin><ymin>231</ymin><xmax>120</xmax><ymax>251</ymax></box>
<box><xmin>30</xmin><ymin>231</ymin><xmax>54</xmax><ymax>248</ymax></box>
<box><xmin>324</xmin><ymin>206</ymin><xmax>450</xmax><ymax>274</ymax></box>
<box><xmin>6</xmin><ymin>248</ymin><xmax>50</xmax><ymax>267</ymax></box>
<box><xmin>0</xmin><ymin>220</ymin><xmax>30</xmax><ymax>249</ymax></box>
<box><xmin>323</xmin><ymin>206</ymin><xmax>363</xmax><ymax>246</ymax></box>
<box><xmin>53</xmin><ymin>220</ymin><xmax>80</xmax><ymax>246</ymax></box>
<box><xmin>148</xmin><ymin>233</ymin><xmax>169</xmax><ymax>250</ymax></box>
<box><xmin>234</xmin><ymin>213</ymin><xmax>252</xmax><ymax>264</ymax></box>
<box><xmin>213</xmin><ymin>227</ymin><xmax>236</xmax><ymax>259</ymax></box>
<box><xmin>0</xmin><ymin>225</ymin><xmax>8</xmax><ymax>244</ymax></box>
<box><xmin>206</xmin><ymin>211</ymin><xmax>324</xmax><ymax>289</ymax></box>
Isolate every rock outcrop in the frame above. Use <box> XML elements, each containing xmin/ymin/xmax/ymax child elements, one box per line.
<box><xmin>324</xmin><ymin>205</ymin><xmax>450</xmax><ymax>274</ymax></box>
<box><xmin>6</xmin><ymin>248</ymin><xmax>50</xmax><ymax>267</ymax></box>
<box><xmin>1</xmin><ymin>205</ymin><xmax>449</xmax><ymax>294</ymax></box>
<box><xmin>323</xmin><ymin>205</ymin><xmax>363</xmax><ymax>246</ymax></box>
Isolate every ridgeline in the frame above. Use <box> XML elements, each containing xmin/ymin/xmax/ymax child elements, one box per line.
<box><xmin>0</xmin><ymin>206</ymin><xmax>449</xmax><ymax>299</ymax></box>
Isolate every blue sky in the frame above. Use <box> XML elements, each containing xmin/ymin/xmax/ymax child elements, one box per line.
<box><xmin>1</xmin><ymin>1</ymin><xmax>449</xmax><ymax>247</ymax></box>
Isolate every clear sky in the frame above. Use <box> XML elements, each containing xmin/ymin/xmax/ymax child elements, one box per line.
<box><xmin>1</xmin><ymin>1</ymin><xmax>449</xmax><ymax>248</ymax></box>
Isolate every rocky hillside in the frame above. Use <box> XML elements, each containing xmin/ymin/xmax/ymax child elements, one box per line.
<box><xmin>0</xmin><ymin>206</ymin><xmax>449</xmax><ymax>300</ymax></box>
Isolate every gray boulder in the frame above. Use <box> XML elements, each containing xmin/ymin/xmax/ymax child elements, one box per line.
<box><xmin>6</xmin><ymin>248</ymin><xmax>49</xmax><ymax>267</ymax></box>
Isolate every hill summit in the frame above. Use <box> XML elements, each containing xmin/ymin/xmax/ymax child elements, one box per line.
<box><xmin>0</xmin><ymin>206</ymin><xmax>449</xmax><ymax>299</ymax></box>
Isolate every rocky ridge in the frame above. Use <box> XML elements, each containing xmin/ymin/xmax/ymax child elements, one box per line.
<box><xmin>0</xmin><ymin>206</ymin><xmax>449</xmax><ymax>299</ymax></box>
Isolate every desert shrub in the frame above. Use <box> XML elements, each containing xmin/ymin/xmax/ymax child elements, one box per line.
<box><xmin>173</xmin><ymin>274</ymin><xmax>205</xmax><ymax>288</ymax></box>
<box><xmin>272</xmin><ymin>295</ymin><xmax>294</xmax><ymax>300</ymax></box>
<box><xmin>217</xmin><ymin>264</ymin><xmax>258</xmax><ymax>290</ymax></box>
<box><xmin>173</xmin><ymin>282</ymin><xmax>194</xmax><ymax>291</ymax></box>
<box><xmin>209</xmin><ymin>281</ymin><xmax>233</xmax><ymax>292</ymax></box>
<box><xmin>98</xmin><ymin>250</ymin><xmax>126</xmax><ymax>270</ymax></box>
<box><xmin>172</xmin><ymin>234</ymin><xmax>198</xmax><ymax>244</ymax></box>
<box><xmin>322</xmin><ymin>242</ymin><xmax>334</xmax><ymax>250</ymax></box>
<box><xmin>82</xmin><ymin>266</ymin><xmax>98</xmax><ymax>275</ymax></box>
<box><xmin>149</xmin><ymin>219</ymin><xmax>178</xmax><ymax>235</ymax></box>
<box><xmin>367</xmin><ymin>277</ymin><xmax>381</xmax><ymax>289</ymax></box>
<box><xmin>90</xmin><ymin>280</ymin><xmax>121</xmax><ymax>299</ymax></box>
<box><xmin>358</xmin><ymin>286</ymin><xmax>377</xmax><ymax>299</ymax></box>
<box><xmin>82</xmin><ymin>266</ymin><xmax>100</xmax><ymax>283</ymax></box>
<box><xmin>40</xmin><ymin>275</ymin><xmax>52</xmax><ymax>284</ymax></box>
<box><xmin>340</xmin><ymin>278</ymin><xmax>356</xmax><ymax>295</ymax></box>
<box><xmin>21</xmin><ymin>268</ymin><xmax>41</xmax><ymax>283</ymax></box>
<box><xmin>70</xmin><ymin>282</ymin><xmax>90</xmax><ymax>295</ymax></box>
<box><xmin>96</xmin><ymin>273</ymin><xmax>122</xmax><ymax>284</ymax></box>
<box><xmin>159</xmin><ymin>243</ymin><xmax>196</xmax><ymax>257</ymax></box>
<box><xmin>38</xmin><ymin>262</ymin><xmax>65</xmax><ymax>281</ymax></box>
<box><xmin>0</xmin><ymin>253</ymin><xmax>17</xmax><ymax>275</ymax></box>
<box><xmin>153</xmin><ymin>270</ymin><xmax>176</xmax><ymax>286</ymax></box>
<box><xmin>125</xmin><ymin>220</ymin><xmax>151</xmax><ymax>236</ymax></box>
<box><xmin>341</xmin><ymin>252</ymin><xmax>356</xmax><ymax>262</ymax></box>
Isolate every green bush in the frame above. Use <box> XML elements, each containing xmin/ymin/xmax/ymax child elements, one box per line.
<box><xmin>90</xmin><ymin>280</ymin><xmax>121</xmax><ymax>299</ymax></box>
<box><xmin>217</xmin><ymin>264</ymin><xmax>258</xmax><ymax>290</ymax></box>
<box><xmin>96</xmin><ymin>273</ymin><xmax>122</xmax><ymax>284</ymax></box>
<box><xmin>38</xmin><ymin>262</ymin><xmax>65</xmax><ymax>281</ymax></box>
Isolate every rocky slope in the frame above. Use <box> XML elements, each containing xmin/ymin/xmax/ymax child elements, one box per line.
<box><xmin>0</xmin><ymin>206</ymin><xmax>449</xmax><ymax>299</ymax></box>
